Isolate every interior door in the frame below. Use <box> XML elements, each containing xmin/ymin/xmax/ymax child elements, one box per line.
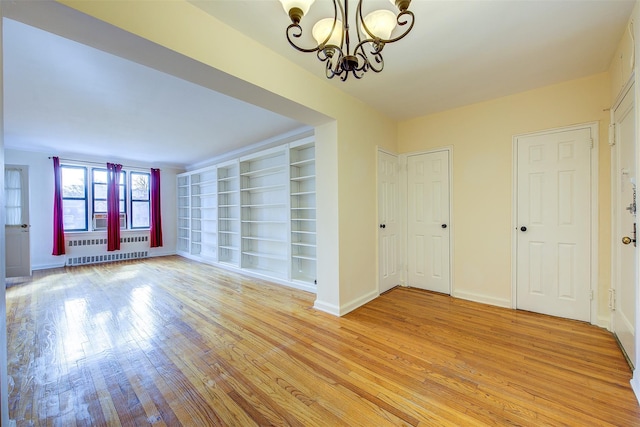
<box><xmin>612</xmin><ymin>82</ymin><xmax>636</xmax><ymax>366</ymax></box>
<box><xmin>378</xmin><ymin>151</ymin><xmax>400</xmax><ymax>293</ymax></box>
<box><xmin>407</xmin><ymin>150</ymin><xmax>451</xmax><ymax>294</ymax></box>
<box><xmin>515</xmin><ymin>127</ymin><xmax>591</xmax><ymax>321</ymax></box>
<box><xmin>5</xmin><ymin>165</ymin><xmax>31</xmax><ymax>278</ymax></box>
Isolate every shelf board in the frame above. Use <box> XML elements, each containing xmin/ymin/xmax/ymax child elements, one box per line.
<box><xmin>218</xmin><ymin>190</ymin><xmax>238</xmax><ymax>195</ymax></box>
<box><xmin>291</xmin><ymin>207</ymin><xmax>315</xmax><ymax>210</ymax></box>
<box><xmin>219</xmin><ymin>231</ymin><xmax>239</xmax><ymax>235</ymax></box>
<box><xmin>291</xmin><ymin>230</ymin><xmax>317</xmax><ymax>235</ymax></box>
<box><xmin>290</xmin><ymin>158</ymin><xmax>314</xmax><ymax>167</ymax></box>
<box><xmin>242</xmin><ymin>251</ymin><xmax>288</xmax><ymax>261</ymax></box>
<box><xmin>241</xmin><ymin>184</ymin><xmax>286</xmax><ymax>193</ymax></box>
<box><xmin>290</xmin><ymin>175</ymin><xmax>315</xmax><ymax>182</ymax></box>
<box><xmin>242</xmin><ymin>236</ymin><xmax>287</xmax><ymax>243</ymax></box>
<box><xmin>192</xmin><ymin>191</ymin><xmax>217</xmax><ymax>197</ymax></box>
<box><xmin>218</xmin><ymin>218</ymin><xmax>239</xmax><ymax>221</ymax></box>
<box><xmin>291</xmin><ymin>191</ymin><xmax>316</xmax><ymax>196</ymax></box>
<box><xmin>292</xmin><ymin>255</ymin><xmax>317</xmax><ymax>261</ymax></box>
<box><xmin>241</xmin><ymin>220</ymin><xmax>288</xmax><ymax>224</ymax></box>
<box><xmin>240</xmin><ymin>164</ymin><xmax>286</xmax><ymax>178</ymax></box>
<box><xmin>219</xmin><ymin>245</ymin><xmax>239</xmax><ymax>251</ymax></box>
<box><xmin>292</xmin><ymin>242</ymin><xmax>316</xmax><ymax>248</ymax></box>
<box><xmin>242</xmin><ymin>203</ymin><xmax>287</xmax><ymax>208</ymax></box>
<box><xmin>218</xmin><ymin>204</ymin><xmax>239</xmax><ymax>208</ymax></box>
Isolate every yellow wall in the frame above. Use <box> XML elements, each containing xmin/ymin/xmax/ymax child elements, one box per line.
<box><xmin>398</xmin><ymin>73</ymin><xmax>612</xmax><ymax>320</ymax></box>
<box><xmin>56</xmin><ymin>0</ymin><xmax>397</xmax><ymax>314</ymax></box>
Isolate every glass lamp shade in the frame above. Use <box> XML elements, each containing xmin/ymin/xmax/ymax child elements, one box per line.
<box><xmin>312</xmin><ymin>18</ymin><xmax>344</xmax><ymax>47</ymax></box>
<box><xmin>363</xmin><ymin>10</ymin><xmax>397</xmax><ymax>39</ymax></box>
<box><xmin>279</xmin><ymin>0</ymin><xmax>316</xmax><ymax>17</ymax></box>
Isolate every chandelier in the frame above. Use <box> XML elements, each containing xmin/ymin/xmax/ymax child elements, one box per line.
<box><xmin>279</xmin><ymin>0</ymin><xmax>414</xmax><ymax>81</ymax></box>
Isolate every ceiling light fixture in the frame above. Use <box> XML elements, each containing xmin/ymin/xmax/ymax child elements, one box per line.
<box><xmin>279</xmin><ymin>0</ymin><xmax>414</xmax><ymax>81</ymax></box>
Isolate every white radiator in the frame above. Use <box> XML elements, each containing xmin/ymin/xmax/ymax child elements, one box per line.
<box><xmin>65</xmin><ymin>233</ymin><xmax>149</xmax><ymax>266</ymax></box>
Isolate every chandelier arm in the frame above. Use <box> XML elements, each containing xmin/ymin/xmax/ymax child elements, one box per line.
<box><xmin>354</xmin><ymin>42</ymin><xmax>384</xmax><ymax>73</ymax></box>
<box><xmin>285</xmin><ymin>24</ymin><xmax>321</xmax><ymax>53</ymax></box>
<box><xmin>379</xmin><ymin>10</ymin><xmax>415</xmax><ymax>44</ymax></box>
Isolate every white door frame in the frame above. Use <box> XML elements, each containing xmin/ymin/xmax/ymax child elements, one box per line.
<box><xmin>610</xmin><ymin>75</ymin><xmax>635</xmax><ymax>345</ymax></box>
<box><xmin>400</xmin><ymin>146</ymin><xmax>454</xmax><ymax>295</ymax></box>
<box><xmin>511</xmin><ymin>122</ymin><xmax>599</xmax><ymax>325</ymax></box>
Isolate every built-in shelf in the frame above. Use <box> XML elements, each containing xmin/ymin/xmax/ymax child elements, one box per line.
<box><xmin>177</xmin><ymin>138</ymin><xmax>316</xmax><ymax>292</ymax></box>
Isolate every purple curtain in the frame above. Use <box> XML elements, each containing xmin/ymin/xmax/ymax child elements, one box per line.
<box><xmin>52</xmin><ymin>157</ymin><xmax>65</xmax><ymax>255</ymax></box>
<box><xmin>150</xmin><ymin>168</ymin><xmax>163</xmax><ymax>248</ymax></box>
<box><xmin>107</xmin><ymin>163</ymin><xmax>123</xmax><ymax>251</ymax></box>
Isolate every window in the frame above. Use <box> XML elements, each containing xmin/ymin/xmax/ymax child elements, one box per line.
<box><xmin>61</xmin><ymin>166</ymin><xmax>88</xmax><ymax>231</ymax></box>
<box><xmin>59</xmin><ymin>164</ymin><xmax>150</xmax><ymax>232</ymax></box>
<box><xmin>5</xmin><ymin>168</ymin><xmax>22</xmax><ymax>226</ymax></box>
<box><xmin>92</xmin><ymin>168</ymin><xmax>126</xmax><ymax>230</ymax></box>
<box><xmin>131</xmin><ymin>172</ymin><xmax>150</xmax><ymax>229</ymax></box>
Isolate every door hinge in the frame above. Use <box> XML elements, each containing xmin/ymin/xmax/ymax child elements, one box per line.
<box><xmin>609</xmin><ymin>123</ymin><xmax>616</xmax><ymax>146</ymax></box>
<box><xmin>589</xmin><ymin>290</ymin><xmax>594</xmax><ymax>301</ymax></box>
<box><xmin>589</xmin><ymin>138</ymin><xmax>594</xmax><ymax>149</ymax></box>
<box><xmin>609</xmin><ymin>288</ymin><xmax>616</xmax><ymax>310</ymax></box>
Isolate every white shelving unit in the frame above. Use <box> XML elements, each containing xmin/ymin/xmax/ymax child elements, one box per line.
<box><xmin>240</xmin><ymin>147</ymin><xmax>289</xmax><ymax>279</ymax></box>
<box><xmin>190</xmin><ymin>167</ymin><xmax>217</xmax><ymax>261</ymax></box>
<box><xmin>217</xmin><ymin>160</ymin><xmax>240</xmax><ymax>266</ymax></box>
<box><xmin>290</xmin><ymin>141</ymin><xmax>316</xmax><ymax>285</ymax></box>
<box><xmin>177</xmin><ymin>174</ymin><xmax>190</xmax><ymax>254</ymax></box>
<box><xmin>176</xmin><ymin>138</ymin><xmax>316</xmax><ymax>293</ymax></box>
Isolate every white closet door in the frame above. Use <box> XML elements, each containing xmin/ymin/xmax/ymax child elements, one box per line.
<box><xmin>378</xmin><ymin>151</ymin><xmax>400</xmax><ymax>293</ymax></box>
<box><xmin>407</xmin><ymin>151</ymin><xmax>451</xmax><ymax>294</ymax></box>
<box><xmin>516</xmin><ymin>127</ymin><xmax>591</xmax><ymax>321</ymax></box>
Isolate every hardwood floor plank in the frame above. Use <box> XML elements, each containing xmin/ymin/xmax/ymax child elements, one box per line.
<box><xmin>6</xmin><ymin>256</ymin><xmax>640</xmax><ymax>426</ymax></box>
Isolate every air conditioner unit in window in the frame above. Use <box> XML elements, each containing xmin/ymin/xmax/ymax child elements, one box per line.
<box><xmin>93</xmin><ymin>213</ymin><xmax>126</xmax><ymax>230</ymax></box>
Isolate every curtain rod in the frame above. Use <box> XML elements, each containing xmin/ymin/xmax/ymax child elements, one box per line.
<box><xmin>48</xmin><ymin>156</ymin><xmax>155</xmax><ymax>171</ymax></box>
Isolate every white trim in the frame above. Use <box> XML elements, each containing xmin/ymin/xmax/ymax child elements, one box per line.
<box><xmin>511</xmin><ymin>122</ymin><xmax>599</xmax><ymax>324</ymax></box>
<box><xmin>401</xmin><ymin>146</ymin><xmax>454</xmax><ymax>295</ymax></box>
<box><xmin>338</xmin><ymin>289</ymin><xmax>380</xmax><ymax>315</ymax></box>
<box><xmin>610</xmin><ymin>79</ymin><xmax>635</xmax><ymax>337</ymax></box>
<box><xmin>453</xmin><ymin>290</ymin><xmax>511</xmax><ymax>308</ymax></box>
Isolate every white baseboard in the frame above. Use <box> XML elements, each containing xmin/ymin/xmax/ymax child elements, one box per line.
<box><xmin>313</xmin><ymin>300</ymin><xmax>341</xmax><ymax>316</ymax></box>
<box><xmin>596</xmin><ymin>314</ymin><xmax>611</xmax><ymax>331</ymax></box>
<box><xmin>314</xmin><ymin>289</ymin><xmax>379</xmax><ymax>317</ymax></box>
<box><xmin>631</xmin><ymin>372</ymin><xmax>640</xmax><ymax>405</ymax></box>
<box><xmin>339</xmin><ymin>289</ymin><xmax>379</xmax><ymax>316</ymax></box>
<box><xmin>452</xmin><ymin>289</ymin><xmax>511</xmax><ymax>308</ymax></box>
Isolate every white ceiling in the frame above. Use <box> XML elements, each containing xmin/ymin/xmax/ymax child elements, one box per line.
<box><xmin>2</xmin><ymin>0</ymin><xmax>635</xmax><ymax>168</ymax></box>
<box><xmin>193</xmin><ymin>0</ymin><xmax>635</xmax><ymax>119</ymax></box>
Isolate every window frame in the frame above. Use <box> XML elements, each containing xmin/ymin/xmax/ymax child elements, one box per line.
<box><xmin>130</xmin><ymin>171</ymin><xmax>151</xmax><ymax>230</ymax></box>
<box><xmin>60</xmin><ymin>165</ymin><xmax>89</xmax><ymax>232</ymax></box>
<box><xmin>60</xmin><ymin>163</ymin><xmax>152</xmax><ymax>233</ymax></box>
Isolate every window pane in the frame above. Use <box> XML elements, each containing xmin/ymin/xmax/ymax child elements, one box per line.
<box><xmin>94</xmin><ymin>200</ymin><xmax>107</xmax><ymax>213</ymax></box>
<box><xmin>62</xmin><ymin>167</ymin><xmax>85</xmax><ymax>198</ymax></box>
<box><xmin>63</xmin><ymin>199</ymin><xmax>87</xmax><ymax>230</ymax></box>
<box><xmin>5</xmin><ymin>169</ymin><xmax>22</xmax><ymax>226</ymax></box>
<box><xmin>119</xmin><ymin>200</ymin><xmax>125</xmax><ymax>213</ymax></box>
<box><xmin>94</xmin><ymin>183</ymin><xmax>107</xmax><ymax>200</ymax></box>
<box><xmin>131</xmin><ymin>173</ymin><xmax>149</xmax><ymax>201</ymax></box>
<box><xmin>132</xmin><ymin>201</ymin><xmax>150</xmax><ymax>228</ymax></box>
<box><xmin>93</xmin><ymin>169</ymin><xmax>107</xmax><ymax>184</ymax></box>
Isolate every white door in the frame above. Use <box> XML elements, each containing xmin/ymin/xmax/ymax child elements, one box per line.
<box><xmin>407</xmin><ymin>150</ymin><xmax>451</xmax><ymax>294</ymax></box>
<box><xmin>612</xmin><ymin>83</ymin><xmax>636</xmax><ymax>366</ymax></box>
<box><xmin>515</xmin><ymin>128</ymin><xmax>592</xmax><ymax>321</ymax></box>
<box><xmin>5</xmin><ymin>165</ymin><xmax>31</xmax><ymax>278</ymax></box>
<box><xmin>378</xmin><ymin>151</ymin><xmax>400</xmax><ymax>293</ymax></box>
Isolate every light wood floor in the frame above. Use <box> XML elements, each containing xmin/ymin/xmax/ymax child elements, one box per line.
<box><xmin>6</xmin><ymin>256</ymin><xmax>640</xmax><ymax>426</ymax></box>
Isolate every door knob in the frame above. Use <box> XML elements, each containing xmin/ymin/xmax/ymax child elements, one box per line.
<box><xmin>20</xmin><ymin>224</ymin><xmax>28</xmax><ymax>228</ymax></box>
<box><xmin>520</xmin><ymin>226</ymin><xmax>527</xmax><ymax>232</ymax></box>
<box><xmin>379</xmin><ymin>224</ymin><xmax>386</xmax><ymax>229</ymax></box>
<box><xmin>622</xmin><ymin>236</ymin><xmax>633</xmax><ymax>245</ymax></box>
<box><xmin>441</xmin><ymin>224</ymin><xmax>447</xmax><ymax>229</ymax></box>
